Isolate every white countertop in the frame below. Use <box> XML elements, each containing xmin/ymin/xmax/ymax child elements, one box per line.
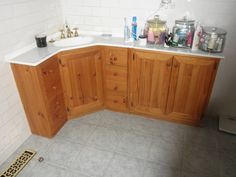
<box><xmin>6</xmin><ymin>35</ymin><xmax>225</xmax><ymax>66</ymax></box>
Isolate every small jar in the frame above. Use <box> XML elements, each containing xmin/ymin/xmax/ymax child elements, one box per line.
<box><xmin>35</xmin><ymin>34</ymin><xmax>47</xmax><ymax>48</ymax></box>
<box><xmin>139</xmin><ymin>35</ymin><xmax>147</xmax><ymax>46</ymax></box>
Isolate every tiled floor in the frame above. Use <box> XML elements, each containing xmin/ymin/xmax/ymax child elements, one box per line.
<box><xmin>0</xmin><ymin>110</ymin><xmax>236</xmax><ymax>177</ymax></box>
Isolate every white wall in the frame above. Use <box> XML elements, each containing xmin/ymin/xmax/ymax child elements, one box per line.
<box><xmin>0</xmin><ymin>0</ymin><xmax>63</xmax><ymax>164</ymax></box>
<box><xmin>61</xmin><ymin>0</ymin><xmax>236</xmax><ymax>116</ymax></box>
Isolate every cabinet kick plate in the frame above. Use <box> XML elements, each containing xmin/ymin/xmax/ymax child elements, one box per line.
<box><xmin>0</xmin><ymin>150</ymin><xmax>36</xmax><ymax>177</ymax></box>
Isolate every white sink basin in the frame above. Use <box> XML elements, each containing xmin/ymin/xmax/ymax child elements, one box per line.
<box><xmin>53</xmin><ymin>36</ymin><xmax>94</xmax><ymax>47</ymax></box>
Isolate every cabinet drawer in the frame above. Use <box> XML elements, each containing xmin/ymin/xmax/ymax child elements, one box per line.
<box><xmin>106</xmin><ymin>80</ymin><xmax>127</xmax><ymax>95</ymax></box>
<box><xmin>105</xmin><ymin>47</ymin><xmax>128</xmax><ymax>67</ymax></box>
<box><xmin>105</xmin><ymin>66</ymin><xmax>127</xmax><ymax>82</ymax></box>
<box><xmin>106</xmin><ymin>92</ymin><xmax>128</xmax><ymax>111</ymax></box>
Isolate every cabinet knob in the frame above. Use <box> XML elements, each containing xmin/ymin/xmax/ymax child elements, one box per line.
<box><xmin>113</xmin><ymin>72</ymin><xmax>118</xmax><ymax>76</ymax></box>
<box><xmin>52</xmin><ymin>86</ymin><xmax>57</xmax><ymax>90</ymax></box>
<box><xmin>49</xmin><ymin>69</ymin><xmax>53</xmax><ymax>73</ymax></box>
<box><xmin>114</xmin><ymin>57</ymin><xmax>117</xmax><ymax>61</ymax></box>
<box><xmin>113</xmin><ymin>86</ymin><xmax>118</xmax><ymax>91</ymax></box>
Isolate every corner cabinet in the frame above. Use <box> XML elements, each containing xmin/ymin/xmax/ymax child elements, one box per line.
<box><xmin>58</xmin><ymin>47</ymin><xmax>104</xmax><ymax>119</ymax></box>
<box><xmin>129</xmin><ymin>49</ymin><xmax>219</xmax><ymax>125</ymax></box>
<box><xmin>11</xmin><ymin>56</ymin><xmax>67</xmax><ymax>138</ymax></box>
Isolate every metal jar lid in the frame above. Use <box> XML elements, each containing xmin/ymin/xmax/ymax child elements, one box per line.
<box><xmin>147</xmin><ymin>15</ymin><xmax>166</xmax><ymax>26</ymax></box>
<box><xmin>175</xmin><ymin>16</ymin><xmax>195</xmax><ymax>26</ymax></box>
<box><xmin>202</xmin><ymin>26</ymin><xmax>227</xmax><ymax>35</ymax></box>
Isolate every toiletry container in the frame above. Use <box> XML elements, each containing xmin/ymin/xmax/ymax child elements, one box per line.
<box><xmin>132</xmin><ymin>16</ymin><xmax>137</xmax><ymax>40</ymax></box>
<box><xmin>172</xmin><ymin>18</ymin><xmax>195</xmax><ymax>48</ymax></box>
<box><xmin>145</xmin><ymin>15</ymin><xmax>167</xmax><ymax>45</ymax></box>
<box><xmin>199</xmin><ymin>26</ymin><xmax>227</xmax><ymax>53</ymax></box>
<box><xmin>35</xmin><ymin>34</ymin><xmax>47</xmax><ymax>48</ymax></box>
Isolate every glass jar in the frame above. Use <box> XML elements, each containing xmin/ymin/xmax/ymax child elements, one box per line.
<box><xmin>199</xmin><ymin>26</ymin><xmax>227</xmax><ymax>53</ymax></box>
<box><xmin>145</xmin><ymin>15</ymin><xmax>167</xmax><ymax>45</ymax></box>
<box><xmin>172</xmin><ymin>18</ymin><xmax>195</xmax><ymax>48</ymax></box>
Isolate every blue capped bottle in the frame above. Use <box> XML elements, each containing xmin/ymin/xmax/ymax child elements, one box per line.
<box><xmin>132</xmin><ymin>16</ymin><xmax>137</xmax><ymax>40</ymax></box>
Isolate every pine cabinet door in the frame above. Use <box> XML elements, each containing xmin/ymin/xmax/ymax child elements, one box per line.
<box><xmin>166</xmin><ymin>56</ymin><xmax>218</xmax><ymax>121</ymax></box>
<box><xmin>129</xmin><ymin>50</ymin><xmax>173</xmax><ymax>115</ymax></box>
<box><xmin>59</xmin><ymin>47</ymin><xmax>104</xmax><ymax>118</ymax></box>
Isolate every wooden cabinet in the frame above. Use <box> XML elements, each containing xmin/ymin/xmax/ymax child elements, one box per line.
<box><xmin>58</xmin><ymin>47</ymin><xmax>104</xmax><ymax>118</ymax></box>
<box><xmin>166</xmin><ymin>56</ymin><xmax>219</xmax><ymax>123</ymax></box>
<box><xmin>103</xmin><ymin>47</ymin><xmax>129</xmax><ymax>111</ymax></box>
<box><xmin>129</xmin><ymin>50</ymin><xmax>173</xmax><ymax>115</ymax></box>
<box><xmin>11</xmin><ymin>56</ymin><xmax>67</xmax><ymax>138</ymax></box>
<box><xmin>129</xmin><ymin>49</ymin><xmax>219</xmax><ymax>125</ymax></box>
<box><xmin>11</xmin><ymin>46</ymin><xmax>221</xmax><ymax>138</ymax></box>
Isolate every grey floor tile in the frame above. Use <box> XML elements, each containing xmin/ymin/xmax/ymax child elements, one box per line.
<box><xmin>16</xmin><ymin>135</ymin><xmax>52</xmax><ymax>159</ymax></box>
<box><xmin>88</xmin><ymin>126</ymin><xmax>124</xmax><ymax>151</ymax></box>
<box><xmin>129</xmin><ymin>115</ymin><xmax>160</xmax><ymax>137</ymax></box>
<box><xmin>219</xmin><ymin>150</ymin><xmax>236</xmax><ymax>177</ymax></box>
<box><xmin>45</xmin><ymin>140</ymin><xmax>83</xmax><ymax>168</ymax></box>
<box><xmin>116</xmin><ymin>131</ymin><xmax>152</xmax><ymax>160</ymax></box>
<box><xmin>57</xmin><ymin>122</ymin><xmax>97</xmax><ymax>144</ymax></box>
<box><xmin>217</xmin><ymin>131</ymin><xmax>236</xmax><ymax>152</ymax></box>
<box><xmin>76</xmin><ymin>111</ymin><xmax>103</xmax><ymax>125</ymax></box>
<box><xmin>184</xmin><ymin>127</ymin><xmax>218</xmax><ymax>149</ymax></box>
<box><xmin>71</xmin><ymin>146</ymin><xmax>114</xmax><ymax>177</ymax></box>
<box><xmin>182</xmin><ymin>145</ymin><xmax>220</xmax><ymax>176</ymax></box>
<box><xmin>20</xmin><ymin>162</ymin><xmax>70</xmax><ymax>177</ymax></box>
<box><xmin>104</xmin><ymin>154</ymin><xmax>144</xmax><ymax>177</ymax></box>
<box><xmin>143</xmin><ymin>162</ymin><xmax>181</xmax><ymax>177</ymax></box>
<box><xmin>99</xmin><ymin>110</ymin><xmax>133</xmax><ymax>130</ymax></box>
<box><xmin>148</xmin><ymin>137</ymin><xmax>183</xmax><ymax>169</ymax></box>
<box><xmin>181</xmin><ymin>171</ymin><xmax>213</xmax><ymax>177</ymax></box>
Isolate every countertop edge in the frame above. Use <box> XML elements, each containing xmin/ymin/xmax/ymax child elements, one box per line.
<box><xmin>6</xmin><ymin>42</ymin><xmax>225</xmax><ymax>66</ymax></box>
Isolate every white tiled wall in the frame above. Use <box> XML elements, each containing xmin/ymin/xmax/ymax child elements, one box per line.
<box><xmin>0</xmin><ymin>0</ymin><xmax>63</xmax><ymax>164</ymax></box>
<box><xmin>61</xmin><ymin>0</ymin><xmax>236</xmax><ymax>116</ymax></box>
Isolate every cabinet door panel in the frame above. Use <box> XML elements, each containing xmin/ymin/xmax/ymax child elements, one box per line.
<box><xmin>130</xmin><ymin>51</ymin><xmax>173</xmax><ymax>114</ymax></box>
<box><xmin>59</xmin><ymin>48</ymin><xmax>103</xmax><ymax>118</ymax></box>
<box><xmin>166</xmin><ymin>56</ymin><xmax>217</xmax><ymax>119</ymax></box>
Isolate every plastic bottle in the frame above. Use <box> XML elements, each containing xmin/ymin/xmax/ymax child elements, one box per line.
<box><xmin>124</xmin><ymin>18</ymin><xmax>130</xmax><ymax>41</ymax></box>
<box><xmin>192</xmin><ymin>22</ymin><xmax>202</xmax><ymax>50</ymax></box>
<box><xmin>132</xmin><ymin>16</ymin><xmax>137</xmax><ymax>40</ymax></box>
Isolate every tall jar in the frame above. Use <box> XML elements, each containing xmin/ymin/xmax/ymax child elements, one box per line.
<box><xmin>145</xmin><ymin>15</ymin><xmax>167</xmax><ymax>45</ymax></box>
<box><xmin>172</xmin><ymin>18</ymin><xmax>195</xmax><ymax>48</ymax></box>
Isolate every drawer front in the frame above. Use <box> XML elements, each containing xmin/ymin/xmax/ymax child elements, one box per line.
<box><xmin>106</xmin><ymin>92</ymin><xmax>128</xmax><ymax>111</ymax></box>
<box><xmin>106</xmin><ymin>80</ymin><xmax>127</xmax><ymax>95</ymax></box>
<box><xmin>105</xmin><ymin>47</ymin><xmax>128</xmax><ymax>67</ymax></box>
<box><xmin>105</xmin><ymin>66</ymin><xmax>127</xmax><ymax>82</ymax></box>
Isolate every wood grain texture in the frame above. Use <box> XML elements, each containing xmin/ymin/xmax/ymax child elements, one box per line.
<box><xmin>102</xmin><ymin>47</ymin><xmax>128</xmax><ymax>112</ymax></box>
<box><xmin>129</xmin><ymin>49</ymin><xmax>220</xmax><ymax>125</ymax></box>
<box><xmin>58</xmin><ymin>47</ymin><xmax>104</xmax><ymax>119</ymax></box>
<box><xmin>11</xmin><ymin>56</ymin><xmax>67</xmax><ymax>138</ymax></box>
<box><xmin>129</xmin><ymin>50</ymin><xmax>173</xmax><ymax>115</ymax></box>
<box><xmin>166</xmin><ymin>55</ymin><xmax>219</xmax><ymax>121</ymax></box>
